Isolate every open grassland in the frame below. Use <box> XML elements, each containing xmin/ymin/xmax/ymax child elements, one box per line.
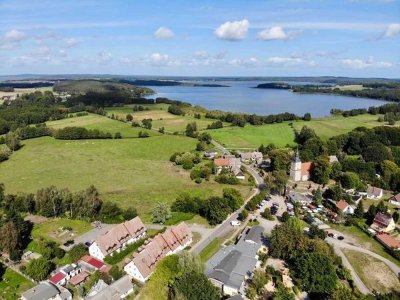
<box><xmin>105</xmin><ymin>104</ymin><xmax>226</xmax><ymax>133</ymax></box>
<box><xmin>343</xmin><ymin>249</ymin><xmax>400</xmax><ymax>294</ymax></box>
<box><xmin>0</xmin><ymin>136</ymin><xmax>251</xmax><ymax>221</ymax></box>
<box><xmin>209</xmin><ymin>122</ymin><xmax>296</xmax><ymax>149</ymax></box>
<box><xmin>209</xmin><ymin>114</ymin><xmax>386</xmax><ymax>149</ymax></box>
<box><xmin>0</xmin><ymin>265</ymin><xmax>34</xmax><ymax>300</ymax></box>
<box><xmin>46</xmin><ymin>113</ymin><xmax>159</xmax><ymax>138</ymax></box>
<box><xmin>292</xmin><ymin>114</ymin><xmax>385</xmax><ymax>140</ymax></box>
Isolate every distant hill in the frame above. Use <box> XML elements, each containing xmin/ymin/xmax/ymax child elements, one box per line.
<box><xmin>118</xmin><ymin>79</ymin><xmax>229</xmax><ymax>87</ymax></box>
<box><xmin>53</xmin><ymin>79</ymin><xmax>154</xmax><ymax>96</ymax></box>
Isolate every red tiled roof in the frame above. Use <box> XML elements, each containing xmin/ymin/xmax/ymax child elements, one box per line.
<box><xmin>336</xmin><ymin>200</ymin><xmax>349</xmax><ymax>211</ymax></box>
<box><xmin>301</xmin><ymin>162</ymin><xmax>313</xmax><ymax>177</ymax></box>
<box><xmin>69</xmin><ymin>271</ymin><xmax>89</xmax><ymax>286</ymax></box>
<box><xmin>367</xmin><ymin>186</ymin><xmax>383</xmax><ymax>197</ymax></box>
<box><xmin>80</xmin><ymin>255</ymin><xmax>105</xmax><ymax>269</ymax></box>
<box><xmin>376</xmin><ymin>233</ymin><xmax>400</xmax><ymax>250</ymax></box>
<box><xmin>214</xmin><ymin>158</ymin><xmax>229</xmax><ymax>167</ymax></box>
<box><xmin>129</xmin><ymin>222</ymin><xmax>192</xmax><ymax>279</ymax></box>
<box><xmin>94</xmin><ymin>216</ymin><xmax>146</xmax><ymax>256</ymax></box>
<box><xmin>49</xmin><ymin>272</ymin><xmax>66</xmax><ymax>284</ymax></box>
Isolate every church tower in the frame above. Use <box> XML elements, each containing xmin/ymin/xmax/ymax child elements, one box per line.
<box><xmin>290</xmin><ymin>149</ymin><xmax>302</xmax><ymax>182</ymax></box>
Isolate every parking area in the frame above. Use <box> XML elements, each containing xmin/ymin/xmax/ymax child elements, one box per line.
<box><xmin>61</xmin><ymin>223</ymin><xmax>114</xmax><ymax>250</ymax></box>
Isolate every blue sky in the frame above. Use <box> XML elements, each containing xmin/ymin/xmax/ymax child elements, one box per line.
<box><xmin>0</xmin><ymin>0</ymin><xmax>399</xmax><ymax>77</ymax></box>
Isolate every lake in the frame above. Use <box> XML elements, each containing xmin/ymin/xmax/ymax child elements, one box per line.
<box><xmin>147</xmin><ymin>80</ymin><xmax>388</xmax><ymax>117</ymax></box>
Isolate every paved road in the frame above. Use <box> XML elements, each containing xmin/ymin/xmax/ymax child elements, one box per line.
<box><xmin>327</xmin><ymin>237</ymin><xmax>400</xmax><ymax>275</ymax></box>
<box><xmin>62</xmin><ymin>223</ymin><xmax>114</xmax><ymax>250</ymax></box>
<box><xmin>330</xmin><ymin>244</ymin><xmax>371</xmax><ymax>295</ymax></box>
<box><xmin>191</xmin><ymin>140</ymin><xmax>264</xmax><ymax>254</ymax></box>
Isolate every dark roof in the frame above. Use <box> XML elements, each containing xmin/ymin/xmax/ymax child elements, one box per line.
<box><xmin>373</xmin><ymin>212</ymin><xmax>393</xmax><ymax>227</ymax></box>
<box><xmin>21</xmin><ymin>282</ymin><xmax>60</xmax><ymax>300</ymax></box>
<box><xmin>244</xmin><ymin>226</ymin><xmax>264</xmax><ymax>244</ymax></box>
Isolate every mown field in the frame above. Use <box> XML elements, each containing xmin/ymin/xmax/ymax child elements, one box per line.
<box><xmin>105</xmin><ymin>104</ymin><xmax>226</xmax><ymax>133</ymax></box>
<box><xmin>46</xmin><ymin>113</ymin><xmax>159</xmax><ymax>138</ymax></box>
<box><xmin>208</xmin><ymin>122</ymin><xmax>296</xmax><ymax>149</ymax></box>
<box><xmin>209</xmin><ymin>114</ymin><xmax>386</xmax><ymax>149</ymax></box>
<box><xmin>292</xmin><ymin>114</ymin><xmax>384</xmax><ymax>140</ymax></box>
<box><xmin>0</xmin><ymin>136</ymin><xmax>252</xmax><ymax>221</ymax></box>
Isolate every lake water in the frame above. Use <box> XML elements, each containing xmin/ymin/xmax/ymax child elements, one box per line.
<box><xmin>147</xmin><ymin>80</ymin><xmax>388</xmax><ymax>117</ymax></box>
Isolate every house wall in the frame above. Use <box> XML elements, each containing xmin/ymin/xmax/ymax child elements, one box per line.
<box><xmin>89</xmin><ymin>243</ymin><xmax>105</xmax><ymax>261</ymax></box>
<box><xmin>124</xmin><ymin>262</ymin><xmax>147</xmax><ymax>283</ymax></box>
<box><xmin>223</xmin><ymin>284</ymin><xmax>239</xmax><ymax>296</ymax></box>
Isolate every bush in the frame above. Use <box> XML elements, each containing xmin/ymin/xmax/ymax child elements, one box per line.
<box><xmin>69</xmin><ymin>244</ymin><xmax>88</xmax><ymax>262</ymax></box>
<box><xmin>138</xmin><ymin>131</ymin><xmax>150</xmax><ymax>138</ymax></box>
<box><xmin>194</xmin><ymin>178</ymin><xmax>202</xmax><ymax>184</ymax></box>
<box><xmin>215</xmin><ymin>174</ymin><xmax>240</xmax><ymax>185</ymax></box>
<box><xmin>114</xmin><ymin>132</ymin><xmax>122</xmax><ymax>139</ymax></box>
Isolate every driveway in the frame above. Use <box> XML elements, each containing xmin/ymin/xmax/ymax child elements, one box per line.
<box><xmin>62</xmin><ymin>223</ymin><xmax>114</xmax><ymax>250</ymax></box>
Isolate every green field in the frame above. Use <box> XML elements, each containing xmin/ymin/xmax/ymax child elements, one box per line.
<box><xmin>292</xmin><ymin>114</ymin><xmax>385</xmax><ymax>140</ymax></box>
<box><xmin>0</xmin><ymin>266</ymin><xmax>34</xmax><ymax>300</ymax></box>
<box><xmin>0</xmin><ymin>136</ymin><xmax>251</xmax><ymax>221</ymax></box>
<box><xmin>209</xmin><ymin>122</ymin><xmax>296</xmax><ymax>149</ymax></box>
<box><xmin>106</xmin><ymin>104</ymin><xmax>225</xmax><ymax>133</ymax></box>
<box><xmin>46</xmin><ymin>113</ymin><xmax>159</xmax><ymax>138</ymax></box>
<box><xmin>209</xmin><ymin>114</ymin><xmax>387</xmax><ymax>149</ymax></box>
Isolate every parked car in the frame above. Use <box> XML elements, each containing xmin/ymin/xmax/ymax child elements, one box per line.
<box><xmin>271</xmin><ymin>206</ymin><xmax>278</xmax><ymax>215</ymax></box>
<box><xmin>231</xmin><ymin>220</ymin><xmax>241</xmax><ymax>226</ymax></box>
<box><xmin>338</xmin><ymin>236</ymin><xmax>344</xmax><ymax>240</ymax></box>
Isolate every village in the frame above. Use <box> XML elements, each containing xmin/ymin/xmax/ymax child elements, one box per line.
<box><xmin>16</xmin><ymin>146</ymin><xmax>400</xmax><ymax>299</ymax></box>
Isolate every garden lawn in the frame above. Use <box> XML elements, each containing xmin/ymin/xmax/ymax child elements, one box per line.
<box><xmin>46</xmin><ymin>113</ymin><xmax>159</xmax><ymax>138</ymax></box>
<box><xmin>209</xmin><ymin>123</ymin><xmax>296</xmax><ymax>149</ymax></box>
<box><xmin>30</xmin><ymin>218</ymin><xmax>92</xmax><ymax>244</ymax></box>
<box><xmin>343</xmin><ymin>249</ymin><xmax>400</xmax><ymax>294</ymax></box>
<box><xmin>0</xmin><ymin>266</ymin><xmax>34</xmax><ymax>300</ymax></box>
<box><xmin>139</xmin><ymin>255</ymin><xmax>179</xmax><ymax>300</ymax></box>
<box><xmin>292</xmin><ymin>114</ymin><xmax>385</xmax><ymax>140</ymax></box>
<box><xmin>0</xmin><ymin>136</ymin><xmax>251</xmax><ymax>221</ymax></box>
<box><xmin>106</xmin><ymin>104</ymin><xmax>224</xmax><ymax>133</ymax></box>
<box><xmin>199</xmin><ymin>237</ymin><xmax>224</xmax><ymax>263</ymax></box>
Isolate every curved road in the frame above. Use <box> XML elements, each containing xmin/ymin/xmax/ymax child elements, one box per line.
<box><xmin>191</xmin><ymin>140</ymin><xmax>264</xmax><ymax>254</ymax></box>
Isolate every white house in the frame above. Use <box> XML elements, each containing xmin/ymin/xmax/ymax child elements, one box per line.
<box><xmin>89</xmin><ymin>217</ymin><xmax>146</xmax><ymax>261</ymax></box>
<box><xmin>336</xmin><ymin>200</ymin><xmax>354</xmax><ymax>215</ymax></box>
<box><xmin>124</xmin><ymin>222</ymin><xmax>192</xmax><ymax>283</ymax></box>
<box><xmin>367</xmin><ymin>186</ymin><xmax>383</xmax><ymax>200</ymax></box>
<box><xmin>289</xmin><ymin>151</ymin><xmax>313</xmax><ymax>182</ymax></box>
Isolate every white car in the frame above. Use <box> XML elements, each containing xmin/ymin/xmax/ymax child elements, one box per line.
<box><xmin>230</xmin><ymin>220</ymin><xmax>241</xmax><ymax>226</ymax></box>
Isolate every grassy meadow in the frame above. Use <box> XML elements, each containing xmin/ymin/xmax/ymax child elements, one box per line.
<box><xmin>209</xmin><ymin>114</ymin><xmax>386</xmax><ymax>149</ymax></box>
<box><xmin>46</xmin><ymin>113</ymin><xmax>159</xmax><ymax>138</ymax></box>
<box><xmin>0</xmin><ymin>136</ymin><xmax>252</xmax><ymax>221</ymax></box>
<box><xmin>105</xmin><ymin>104</ymin><xmax>226</xmax><ymax>133</ymax></box>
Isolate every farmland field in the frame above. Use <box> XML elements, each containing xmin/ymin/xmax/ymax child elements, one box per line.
<box><xmin>209</xmin><ymin>114</ymin><xmax>386</xmax><ymax>149</ymax></box>
<box><xmin>292</xmin><ymin>114</ymin><xmax>385</xmax><ymax>140</ymax></box>
<box><xmin>105</xmin><ymin>104</ymin><xmax>226</xmax><ymax>133</ymax></box>
<box><xmin>0</xmin><ymin>136</ymin><xmax>252</xmax><ymax>221</ymax></box>
<box><xmin>208</xmin><ymin>122</ymin><xmax>296</xmax><ymax>149</ymax></box>
<box><xmin>46</xmin><ymin>113</ymin><xmax>159</xmax><ymax>138</ymax></box>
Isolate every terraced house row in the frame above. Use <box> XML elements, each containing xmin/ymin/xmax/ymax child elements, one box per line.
<box><xmin>124</xmin><ymin>222</ymin><xmax>192</xmax><ymax>282</ymax></box>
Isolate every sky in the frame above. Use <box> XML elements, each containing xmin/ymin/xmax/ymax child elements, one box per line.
<box><xmin>0</xmin><ymin>0</ymin><xmax>399</xmax><ymax>77</ymax></box>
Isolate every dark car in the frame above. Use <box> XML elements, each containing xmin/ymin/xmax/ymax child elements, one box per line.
<box><xmin>328</xmin><ymin>233</ymin><xmax>334</xmax><ymax>238</ymax></box>
<box><xmin>338</xmin><ymin>236</ymin><xmax>345</xmax><ymax>240</ymax></box>
<box><xmin>271</xmin><ymin>206</ymin><xmax>278</xmax><ymax>215</ymax></box>
<box><xmin>63</xmin><ymin>240</ymin><xmax>74</xmax><ymax>247</ymax></box>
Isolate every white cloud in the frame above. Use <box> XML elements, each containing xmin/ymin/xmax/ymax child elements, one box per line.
<box><xmin>340</xmin><ymin>57</ymin><xmax>392</xmax><ymax>69</ymax></box>
<box><xmin>148</xmin><ymin>53</ymin><xmax>179</xmax><ymax>66</ymax></box>
<box><xmin>97</xmin><ymin>51</ymin><xmax>113</xmax><ymax>63</ymax></box>
<box><xmin>4</xmin><ymin>29</ymin><xmax>26</xmax><ymax>42</ymax></box>
<box><xmin>229</xmin><ymin>57</ymin><xmax>260</xmax><ymax>67</ymax></box>
<box><xmin>383</xmin><ymin>23</ymin><xmax>400</xmax><ymax>38</ymax></box>
<box><xmin>215</xmin><ymin>19</ymin><xmax>250</xmax><ymax>41</ymax></box>
<box><xmin>266</xmin><ymin>56</ymin><xmax>316</xmax><ymax>67</ymax></box>
<box><xmin>154</xmin><ymin>27</ymin><xmax>174</xmax><ymax>39</ymax></box>
<box><xmin>257</xmin><ymin>26</ymin><xmax>288</xmax><ymax>41</ymax></box>
<box><xmin>64</xmin><ymin>37</ymin><xmax>79</xmax><ymax>48</ymax></box>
